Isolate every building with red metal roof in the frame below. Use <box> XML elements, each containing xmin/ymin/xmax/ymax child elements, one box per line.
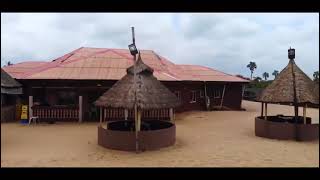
<box><xmin>3</xmin><ymin>47</ymin><xmax>249</xmax><ymax>122</ymax></box>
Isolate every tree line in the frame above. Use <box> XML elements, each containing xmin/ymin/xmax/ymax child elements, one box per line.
<box><xmin>246</xmin><ymin>61</ymin><xmax>319</xmax><ymax>82</ymax></box>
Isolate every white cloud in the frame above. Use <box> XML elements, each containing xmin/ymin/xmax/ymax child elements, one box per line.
<box><xmin>1</xmin><ymin>13</ymin><xmax>318</xmax><ymax>79</ymax></box>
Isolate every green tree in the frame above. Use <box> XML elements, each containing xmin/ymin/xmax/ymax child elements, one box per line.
<box><xmin>313</xmin><ymin>71</ymin><xmax>319</xmax><ymax>82</ymax></box>
<box><xmin>247</xmin><ymin>61</ymin><xmax>257</xmax><ymax>80</ymax></box>
<box><xmin>262</xmin><ymin>72</ymin><xmax>269</xmax><ymax>81</ymax></box>
<box><xmin>272</xmin><ymin>70</ymin><xmax>279</xmax><ymax>79</ymax></box>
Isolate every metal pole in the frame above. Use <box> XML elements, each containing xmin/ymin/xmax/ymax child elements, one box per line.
<box><xmin>132</xmin><ymin>27</ymin><xmax>139</xmax><ymax>153</ymax></box>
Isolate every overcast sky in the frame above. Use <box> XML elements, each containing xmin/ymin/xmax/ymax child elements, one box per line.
<box><xmin>1</xmin><ymin>13</ymin><xmax>319</xmax><ymax>79</ymax></box>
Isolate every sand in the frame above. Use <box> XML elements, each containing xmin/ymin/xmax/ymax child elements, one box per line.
<box><xmin>1</xmin><ymin>101</ymin><xmax>319</xmax><ymax>167</ymax></box>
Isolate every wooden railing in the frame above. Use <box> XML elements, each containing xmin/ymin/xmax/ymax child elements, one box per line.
<box><xmin>102</xmin><ymin>108</ymin><xmax>170</xmax><ymax>121</ymax></box>
<box><xmin>32</xmin><ymin>105</ymin><xmax>79</xmax><ymax>121</ymax></box>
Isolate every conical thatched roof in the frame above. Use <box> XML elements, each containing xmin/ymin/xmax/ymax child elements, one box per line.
<box><xmin>1</xmin><ymin>68</ymin><xmax>23</xmax><ymax>94</ymax></box>
<box><xmin>256</xmin><ymin>59</ymin><xmax>319</xmax><ymax>105</ymax></box>
<box><xmin>94</xmin><ymin>53</ymin><xmax>181</xmax><ymax>109</ymax></box>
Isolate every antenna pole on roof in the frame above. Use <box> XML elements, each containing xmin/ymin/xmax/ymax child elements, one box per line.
<box><xmin>131</xmin><ymin>26</ymin><xmax>139</xmax><ymax>153</ymax></box>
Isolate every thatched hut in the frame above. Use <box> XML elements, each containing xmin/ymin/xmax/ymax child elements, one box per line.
<box><xmin>1</xmin><ymin>68</ymin><xmax>23</xmax><ymax>122</ymax></box>
<box><xmin>94</xmin><ymin>53</ymin><xmax>180</xmax><ymax>110</ymax></box>
<box><xmin>256</xmin><ymin>59</ymin><xmax>318</xmax><ymax>106</ymax></box>
<box><xmin>255</xmin><ymin>48</ymin><xmax>319</xmax><ymax>141</ymax></box>
<box><xmin>94</xmin><ymin>52</ymin><xmax>180</xmax><ymax>151</ymax></box>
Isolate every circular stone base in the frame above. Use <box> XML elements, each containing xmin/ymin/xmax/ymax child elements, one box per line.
<box><xmin>98</xmin><ymin>120</ymin><xmax>175</xmax><ymax>151</ymax></box>
<box><xmin>255</xmin><ymin>116</ymin><xmax>319</xmax><ymax>141</ymax></box>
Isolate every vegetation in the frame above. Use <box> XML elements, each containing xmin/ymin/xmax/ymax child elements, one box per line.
<box><xmin>272</xmin><ymin>70</ymin><xmax>279</xmax><ymax>79</ymax></box>
<box><xmin>313</xmin><ymin>71</ymin><xmax>319</xmax><ymax>82</ymax></box>
<box><xmin>246</xmin><ymin>61</ymin><xmax>257</xmax><ymax>80</ymax></box>
<box><xmin>262</xmin><ymin>72</ymin><xmax>269</xmax><ymax>80</ymax></box>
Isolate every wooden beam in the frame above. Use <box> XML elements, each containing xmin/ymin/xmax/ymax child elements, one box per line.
<box><xmin>261</xmin><ymin>102</ymin><xmax>264</xmax><ymax>117</ymax></box>
<box><xmin>78</xmin><ymin>96</ymin><xmax>83</xmax><ymax>123</ymax></box>
<box><xmin>169</xmin><ymin>108</ymin><xmax>173</xmax><ymax>122</ymax></box>
<box><xmin>264</xmin><ymin>103</ymin><xmax>268</xmax><ymax>120</ymax></box>
<box><xmin>241</xmin><ymin>84</ymin><xmax>245</xmax><ymax>108</ymax></box>
<box><xmin>303</xmin><ymin>104</ymin><xmax>307</xmax><ymax>124</ymax></box>
<box><xmin>220</xmin><ymin>84</ymin><xmax>226</xmax><ymax>109</ymax></box>
<box><xmin>99</xmin><ymin>107</ymin><xmax>102</xmax><ymax>126</ymax></box>
<box><xmin>124</xmin><ymin>109</ymin><xmax>128</xmax><ymax>120</ymax></box>
<box><xmin>28</xmin><ymin>96</ymin><xmax>33</xmax><ymax>120</ymax></box>
<box><xmin>137</xmin><ymin>109</ymin><xmax>141</xmax><ymax>131</ymax></box>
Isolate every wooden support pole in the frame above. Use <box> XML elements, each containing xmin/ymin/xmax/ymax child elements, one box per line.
<box><xmin>264</xmin><ymin>103</ymin><xmax>268</xmax><ymax>120</ymax></box>
<box><xmin>303</xmin><ymin>104</ymin><xmax>307</xmax><ymax>124</ymax></box>
<box><xmin>124</xmin><ymin>109</ymin><xmax>128</xmax><ymax>120</ymax></box>
<box><xmin>261</xmin><ymin>102</ymin><xmax>264</xmax><ymax>117</ymax></box>
<box><xmin>137</xmin><ymin>109</ymin><xmax>141</xmax><ymax>131</ymax></box>
<box><xmin>169</xmin><ymin>108</ymin><xmax>173</xmax><ymax>122</ymax></box>
<box><xmin>29</xmin><ymin>96</ymin><xmax>33</xmax><ymax>120</ymax></box>
<box><xmin>241</xmin><ymin>84</ymin><xmax>245</xmax><ymax>108</ymax></box>
<box><xmin>78</xmin><ymin>96</ymin><xmax>83</xmax><ymax>123</ymax></box>
<box><xmin>220</xmin><ymin>84</ymin><xmax>226</xmax><ymax>109</ymax></box>
<box><xmin>99</xmin><ymin>107</ymin><xmax>102</xmax><ymax>126</ymax></box>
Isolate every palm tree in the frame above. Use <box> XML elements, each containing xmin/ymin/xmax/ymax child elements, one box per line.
<box><xmin>247</xmin><ymin>61</ymin><xmax>257</xmax><ymax>80</ymax></box>
<box><xmin>313</xmin><ymin>71</ymin><xmax>319</xmax><ymax>82</ymax></box>
<box><xmin>262</xmin><ymin>72</ymin><xmax>269</xmax><ymax>81</ymax></box>
<box><xmin>272</xmin><ymin>70</ymin><xmax>279</xmax><ymax>79</ymax></box>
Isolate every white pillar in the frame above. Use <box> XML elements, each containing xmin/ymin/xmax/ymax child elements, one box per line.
<box><xmin>29</xmin><ymin>96</ymin><xmax>33</xmax><ymax>120</ymax></box>
<box><xmin>79</xmin><ymin>96</ymin><xmax>83</xmax><ymax>123</ymax></box>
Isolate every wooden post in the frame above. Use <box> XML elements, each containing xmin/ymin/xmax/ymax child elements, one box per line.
<box><xmin>137</xmin><ymin>109</ymin><xmax>141</xmax><ymax>131</ymax></box>
<box><xmin>303</xmin><ymin>104</ymin><xmax>307</xmax><ymax>124</ymax></box>
<box><xmin>124</xmin><ymin>109</ymin><xmax>128</xmax><ymax>120</ymax></box>
<box><xmin>261</xmin><ymin>102</ymin><xmax>264</xmax><ymax>117</ymax></box>
<box><xmin>99</xmin><ymin>107</ymin><xmax>102</xmax><ymax>126</ymax></box>
<box><xmin>28</xmin><ymin>96</ymin><xmax>33</xmax><ymax>120</ymax></box>
<box><xmin>220</xmin><ymin>84</ymin><xmax>226</xmax><ymax>109</ymax></box>
<box><xmin>241</xmin><ymin>84</ymin><xmax>245</xmax><ymax>108</ymax></box>
<box><xmin>264</xmin><ymin>103</ymin><xmax>268</xmax><ymax>120</ymax></box>
<box><xmin>169</xmin><ymin>108</ymin><xmax>173</xmax><ymax>122</ymax></box>
<box><xmin>204</xmin><ymin>82</ymin><xmax>208</xmax><ymax>111</ymax></box>
<box><xmin>78</xmin><ymin>96</ymin><xmax>83</xmax><ymax>123</ymax></box>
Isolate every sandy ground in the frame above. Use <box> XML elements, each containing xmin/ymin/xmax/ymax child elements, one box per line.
<box><xmin>1</xmin><ymin>101</ymin><xmax>319</xmax><ymax>167</ymax></box>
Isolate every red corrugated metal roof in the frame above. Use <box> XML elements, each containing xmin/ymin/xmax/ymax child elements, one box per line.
<box><xmin>3</xmin><ymin>47</ymin><xmax>248</xmax><ymax>82</ymax></box>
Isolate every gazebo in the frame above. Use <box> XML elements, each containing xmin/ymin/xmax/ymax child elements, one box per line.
<box><xmin>94</xmin><ymin>52</ymin><xmax>180</xmax><ymax>151</ymax></box>
<box><xmin>255</xmin><ymin>48</ymin><xmax>319</xmax><ymax>141</ymax></box>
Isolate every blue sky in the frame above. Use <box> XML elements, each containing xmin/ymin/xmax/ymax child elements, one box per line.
<box><xmin>1</xmin><ymin>13</ymin><xmax>319</xmax><ymax>79</ymax></box>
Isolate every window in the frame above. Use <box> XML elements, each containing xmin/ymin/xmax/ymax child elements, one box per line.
<box><xmin>57</xmin><ymin>91</ymin><xmax>77</xmax><ymax>105</ymax></box>
<box><xmin>174</xmin><ymin>91</ymin><xmax>181</xmax><ymax>101</ymax></box>
<box><xmin>200</xmin><ymin>90</ymin><xmax>204</xmax><ymax>98</ymax></box>
<box><xmin>213</xmin><ymin>89</ymin><xmax>221</xmax><ymax>98</ymax></box>
<box><xmin>190</xmin><ymin>91</ymin><xmax>196</xmax><ymax>103</ymax></box>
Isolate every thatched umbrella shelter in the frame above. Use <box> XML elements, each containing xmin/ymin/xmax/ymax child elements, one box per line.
<box><xmin>94</xmin><ymin>52</ymin><xmax>180</xmax><ymax>151</ymax></box>
<box><xmin>1</xmin><ymin>68</ymin><xmax>22</xmax><ymax>95</ymax></box>
<box><xmin>94</xmin><ymin>53</ymin><xmax>180</xmax><ymax>110</ymax></box>
<box><xmin>1</xmin><ymin>68</ymin><xmax>23</xmax><ymax>122</ymax></box>
<box><xmin>256</xmin><ymin>51</ymin><xmax>319</xmax><ymax>123</ymax></box>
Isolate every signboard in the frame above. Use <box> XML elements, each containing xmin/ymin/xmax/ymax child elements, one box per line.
<box><xmin>21</xmin><ymin>105</ymin><xmax>28</xmax><ymax>120</ymax></box>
